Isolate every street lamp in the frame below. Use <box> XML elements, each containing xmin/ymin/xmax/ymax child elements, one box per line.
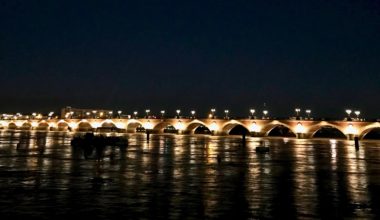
<box><xmin>250</xmin><ymin>109</ymin><xmax>255</xmax><ymax>119</ymax></box>
<box><xmin>191</xmin><ymin>110</ymin><xmax>196</xmax><ymax>119</ymax></box>
<box><xmin>92</xmin><ymin>110</ymin><xmax>97</xmax><ymax>119</ymax></box>
<box><xmin>224</xmin><ymin>109</ymin><xmax>229</xmax><ymax>119</ymax></box>
<box><xmin>109</xmin><ymin>111</ymin><xmax>113</xmax><ymax>119</ymax></box>
<box><xmin>176</xmin><ymin>109</ymin><xmax>181</xmax><ymax>118</ymax></box>
<box><xmin>354</xmin><ymin>110</ymin><xmax>360</xmax><ymax>120</ymax></box>
<box><xmin>263</xmin><ymin>110</ymin><xmax>268</xmax><ymax>119</ymax></box>
<box><xmin>345</xmin><ymin>109</ymin><xmax>352</xmax><ymax>120</ymax></box>
<box><xmin>133</xmin><ymin>111</ymin><xmax>138</xmax><ymax>119</ymax></box>
<box><xmin>295</xmin><ymin>108</ymin><xmax>301</xmax><ymax>119</ymax></box>
<box><xmin>211</xmin><ymin>108</ymin><xmax>216</xmax><ymax>119</ymax></box>
<box><xmin>305</xmin><ymin>109</ymin><xmax>311</xmax><ymax>119</ymax></box>
<box><xmin>48</xmin><ymin>112</ymin><xmax>54</xmax><ymax>119</ymax></box>
<box><xmin>117</xmin><ymin>110</ymin><xmax>122</xmax><ymax>118</ymax></box>
<box><xmin>145</xmin><ymin>109</ymin><xmax>150</xmax><ymax>118</ymax></box>
<box><xmin>160</xmin><ymin>110</ymin><xmax>165</xmax><ymax>119</ymax></box>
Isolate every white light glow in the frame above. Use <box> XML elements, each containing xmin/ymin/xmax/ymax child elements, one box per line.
<box><xmin>249</xmin><ymin>122</ymin><xmax>261</xmax><ymax>132</ymax></box>
<box><xmin>295</xmin><ymin>122</ymin><xmax>306</xmax><ymax>133</ymax></box>
<box><xmin>144</xmin><ymin>121</ymin><xmax>153</xmax><ymax>130</ymax></box>
<box><xmin>210</xmin><ymin>121</ymin><xmax>218</xmax><ymax>131</ymax></box>
<box><xmin>175</xmin><ymin>120</ymin><xmax>185</xmax><ymax>130</ymax></box>
<box><xmin>345</xmin><ymin>123</ymin><xmax>358</xmax><ymax>135</ymax></box>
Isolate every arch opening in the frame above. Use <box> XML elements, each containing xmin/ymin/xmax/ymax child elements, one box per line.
<box><xmin>97</xmin><ymin>122</ymin><xmax>118</xmax><ymax>132</ymax></box>
<box><xmin>312</xmin><ymin>126</ymin><xmax>346</xmax><ymax>139</ymax></box>
<box><xmin>163</xmin><ymin>125</ymin><xmax>178</xmax><ymax>134</ymax></box>
<box><xmin>267</xmin><ymin>125</ymin><xmax>296</xmax><ymax>137</ymax></box>
<box><xmin>229</xmin><ymin>125</ymin><xmax>249</xmax><ymax>135</ymax></box>
<box><xmin>194</xmin><ymin>125</ymin><xmax>212</xmax><ymax>135</ymax></box>
<box><xmin>362</xmin><ymin>128</ymin><xmax>380</xmax><ymax>140</ymax></box>
<box><xmin>58</xmin><ymin>122</ymin><xmax>69</xmax><ymax>131</ymax></box>
<box><xmin>21</xmin><ymin>123</ymin><xmax>32</xmax><ymax>130</ymax></box>
<box><xmin>77</xmin><ymin>122</ymin><xmax>93</xmax><ymax>132</ymax></box>
<box><xmin>8</xmin><ymin>123</ymin><xmax>17</xmax><ymax>129</ymax></box>
<box><xmin>136</xmin><ymin>125</ymin><xmax>146</xmax><ymax>133</ymax></box>
<box><xmin>37</xmin><ymin>122</ymin><xmax>49</xmax><ymax>130</ymax></box>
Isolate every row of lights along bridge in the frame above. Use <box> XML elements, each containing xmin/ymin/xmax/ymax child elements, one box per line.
<box><xmin>1</xmin><ymin>108</ymin><xmax>363</xmax><ymax>121</ymax></box>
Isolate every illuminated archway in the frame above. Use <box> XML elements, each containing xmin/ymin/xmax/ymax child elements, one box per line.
<box><xmin>266</xmin><ymin>125</ymin><xmax>296</xmax><ymax>137</ymax></box>
<box><xmin>57</xmin><ymin>121</ymin><xmax>70</xmax><ymax>131</ymax></box>
<box><xmin>228</xmin><ymin>125</ymin><xmax>250</xmax><ymax>135</ymax></box>
<box><xmin>221</xmin><ymin>121</ymin><xmax>249</xmax><ymax>134</ymax></box>
<box><xmin>126</xmin><ymin>120</ymin><xmax>144</xmax><ymax>133</ymax></box>
<box><xmin>77</xmin><ymin>121</ymin><xmax>93</xmax><ymax>131</ymax></box>
<box><xmin>185</xmin><ymin>121</ymin><xmax>212</xmax><ymax>134</ymax></box>
<box><xmin>97</xmin><ymin>120</ymin><xmax>117</xmax><ymax>132</ymax></box>
<box><xmin>8</xmin><ymin>122</ymin><xmax>17</xmax><ymax>129</ymax></box>
<box><xmin>360</xmin><ymin>127</ymin><xmax>380</xmax><ymax>140</ymax></box>
<box><xmin>37</xmin><ymin>122</ymin><xmax>49</xmax><ymax>130</ymax></box>
<box><xmin>311</xmin><ymin>126</ymin><xmax>346</xmax><ymax>139</ymax></box>
<box><xmin>21</xmin><ymin>122</ymin><xmax>32</xmax><ymax>130</ymax></box>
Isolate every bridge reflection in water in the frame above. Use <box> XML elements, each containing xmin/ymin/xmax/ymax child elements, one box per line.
<box><xmin>0</xmin><ymin>130</ymin><xmax>379</xmax><ymax>218</ymax></box>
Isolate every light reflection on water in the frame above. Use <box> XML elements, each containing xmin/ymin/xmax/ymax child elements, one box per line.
<box><xmin>0</xmin><ymin>130</ymin><xmax>380</xmax><ymax>219</ymax></box>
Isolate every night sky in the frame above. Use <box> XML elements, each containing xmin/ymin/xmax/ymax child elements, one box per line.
<box><xmin>1</xmin><ymin>0</ymin><xmax>380</xmax><ymax>118</ymax></box>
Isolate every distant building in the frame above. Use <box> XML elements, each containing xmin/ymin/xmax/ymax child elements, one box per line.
<box><xmin>60</xmin><ymin>106</ymin><xmax>114</xmax><ymax>119</ymax></box>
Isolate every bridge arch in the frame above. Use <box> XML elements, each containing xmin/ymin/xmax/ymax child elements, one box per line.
<box><xmin>126</xmin><ymin>120</ymin><xmax>144</xmax><ymax>133</ymax></box>
<box><xmin>185</xmin><ymin>120</ymin><xmax>212</xmax><ymax>134</ymax></box>
<box><xmin>21</xmin><ymin>122</ymin><xmax>32</xmax><ymax>130</ymax></box>
<box><xmin>57</xmin><ymin>120</ymin><xmax>70</xmax><ymax>131</ymax></box>
<box><xmin>100</xmin><ymin>120</ymin><xmax>117</xmax><ymax>128</ymax></box>
<box><xmin>263</xmin><ymin>123</ymin><xmax>296</xmax><ymax>137</ymax></box>
<box><xmin>221</xmin><ymin>120</ymin><xmax>250</xmax><ymax>135</ymax></box>
<box><xmin>153</xmin><ymin>122</ymin><xmax>175</xmax><ymax>132</ymax></box>
<box><xmin>359</xmin><ymin>123</ymin><xmax>380</xmax><ymax>139</ymax></box>
<box><xmin>37</xmin><ymin>121</ymin><xmax>50</xmax><ymax>130</ymax></box>
<box><xmin>77</xmin><ymin>121</ymin><xmax>93</xmax><ymax>131</ymax></box>
<box><xmin>308</xmin><ymin>124</ymin><xmax>347</xmax><ymax>139</ymax></box>
<box><xmin>8</xmin><ymin>122</ymin><xmax>17</xmax><ymax>129</ymax></box>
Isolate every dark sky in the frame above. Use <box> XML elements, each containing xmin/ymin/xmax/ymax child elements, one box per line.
<box><xmin>1</xmin><ymin>0</ymin><xmax>380</xmax><ymax>118</ymax></box>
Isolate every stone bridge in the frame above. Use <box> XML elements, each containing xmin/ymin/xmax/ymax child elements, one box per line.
<box><xmin>1</xmin><ymin>118</ymin><xmax>380</xmax><ymax>140</ymax></box>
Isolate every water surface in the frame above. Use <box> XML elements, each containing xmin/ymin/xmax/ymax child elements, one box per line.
<box><xmin>0</xmin><ymin>130</ymin><xmax>379</xmax><ymax>219</ymax></box>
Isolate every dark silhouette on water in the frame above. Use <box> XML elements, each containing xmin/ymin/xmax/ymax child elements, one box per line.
<box><xmin>217</xmin><ymin>154</ymin><xmax>221</xmax><ymax>164</ymax></box>
<box><xmin>71</xmin><ymin>133</ymin><xmax>128</xmax><ymax>160</ymax></box>
<box><xmin>354</xmin><ymin>137</ymin><xmax>360</xmax><ymax>151</ymax></box>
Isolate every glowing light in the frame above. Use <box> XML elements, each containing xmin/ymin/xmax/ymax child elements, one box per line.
<box><xmin>345</xmin><ymin>123</ymin><xmax>358</xmax><ymax>135</ymax></box>
<box><xmin>210</xmin><ymin>121</ymin><xmax>218</xmax><ymax>131</ymax></box>
<box><xmin>0</xmin><ymin>121</ymin><xmax>7</xmax><ymax>127</ymax></box>
<box><xmin>144</xmin><ymin>120</ymin><xmax>153</xmax><ymax>130</ymax></box>
<box><xmin>115</xmin><ymin>122</ymin><xmax>125</xmax><ymax>129</ymax></box>
<box><xmin>92</xmin><ymin>122</ymin><xmax>101</xmax><ymax>128</ymax></box>
<box><xmin>345</xmin><ymin>109</ymin><xmax>352</xmax><ymax>117</ymax></box>
<box><xmin>69</xmin><ymin>122</ymin><xmax>77</xmax><ymax>129</ymax></box>
<box><xmin>58</xmin><ymin>120</ymin><xmax>67</xmax><ymax>124</ymax></box>
<box><xmin>295</xmin><ymin>122</ymin><xmax>305</xmax><ymax>133</ymax></box>
<box><xmin>15</xmin><ymin>121</ymin><xmax>23</xmax><ymax>127</ymax></box>
<box><xmin>175</xmin><ymin>120</ymin><xmax>185</xmax><ymax>130</ymax></box>
<box><xmin>31</xmin><ymin>122</ymin><xmax>38</xmax><ymax>127</ymax></box>
<box><xmin>249</xmin><ymin>122</ymin><xmax>261</xmax><ymax>132</ymax></box>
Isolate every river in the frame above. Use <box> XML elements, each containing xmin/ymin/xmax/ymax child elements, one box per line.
<box><xmin>0</xmin><ymin>130</ymin><xmax>379</xmax><ymax>219</ymax></box>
